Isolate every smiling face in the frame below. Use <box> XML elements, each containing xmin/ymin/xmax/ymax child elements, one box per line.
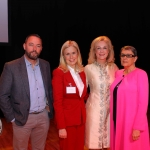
<box><xmin>95</xmin><ymin>41</ymin><xmax>109</xmax><ymax>63</ymax></box>
<box><xmin>63</xmin><ymin>46</ymin><xmax>78</xmax><ymax>69</ymax></box>
<box><xmin>23</xmin><ymin>35</ymin><xmax>42</xmax><ymax>61</ymax></box>
<box><xmin>120</xmin><ymin>49</ymin><xmax>137</xmax><ymax>68</ymax></box>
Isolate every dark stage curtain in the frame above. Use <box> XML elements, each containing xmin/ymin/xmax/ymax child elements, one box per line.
<box><xmin>0</xmin><ymin>0</ymin><xmax>149</xmax><ymax>70</ymax></box>
<box><xmin>0</xmin><ymin>0</ymin><xmax>150</xmax><ymax>117</ymax></box>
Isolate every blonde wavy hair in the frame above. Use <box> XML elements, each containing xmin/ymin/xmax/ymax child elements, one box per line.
<box><xmin>59</xmin><ymin>40</ymin><xmax>83</xmax><ymax>72</ymax></box>
<box><xmin>88</xmin><ymin>36</ymin><xmax>115</xmax><ymax>64</ymax></box>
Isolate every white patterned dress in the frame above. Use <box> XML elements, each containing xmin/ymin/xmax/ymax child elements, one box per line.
<box><xmin>84</xmin><ymin>62</ymin><xmax>118</xmax><ymax>149</ymax></box>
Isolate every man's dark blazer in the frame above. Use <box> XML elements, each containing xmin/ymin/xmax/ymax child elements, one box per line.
<box><xmin>0</xmin><ymin>56</ymin><xmax>54</xmax><ymax>126</ymax></box>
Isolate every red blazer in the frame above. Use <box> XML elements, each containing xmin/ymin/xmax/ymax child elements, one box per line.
<box><xmin>52</xmin><ymin>67</ymin><xmax>87</xmax><ymax>129</ymax></box>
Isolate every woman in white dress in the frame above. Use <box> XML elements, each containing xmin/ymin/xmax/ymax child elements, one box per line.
<box><xmin>84</xmin><ymin>36</ymin><xmax>118</xmax><ymax>150</ymax></box>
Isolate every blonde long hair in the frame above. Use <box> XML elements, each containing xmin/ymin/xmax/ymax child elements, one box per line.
<box><xmin>88</xmin><ymin>36</ymin><xmax>115</xmax><ymax>64</ymax></box>
<box><xmin>59</xmin><ymin>40</ymin><xmax>83</xmax><ymax>72</ymax></box>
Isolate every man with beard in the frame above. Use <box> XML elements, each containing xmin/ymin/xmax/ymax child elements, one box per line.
<box><xmin>0</xmin><ymin>34</ymin><xmax>53</xmax><ymax>150</ymax></box>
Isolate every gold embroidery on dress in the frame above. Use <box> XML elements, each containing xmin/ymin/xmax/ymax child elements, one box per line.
<box><xmin>94</xmin><ymin>61</ymin><xmax>110</xmax><ymax>148</ymax></box>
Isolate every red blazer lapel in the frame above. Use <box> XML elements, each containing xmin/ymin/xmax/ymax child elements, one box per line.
<box><xmin>65</xmin><ymin>71</ymin><xmax>80</xmax><ymax>96</ymax></box>
<box><xmin>79</xmin><ymin>71</ymin><xmax>87</xmax><ymax>98</ymax></box>
<box><xmin>65</xmin><ymin>71</ymin><xmax>87</xmax><ymax>98</ymax></box>
<box><xmin>65</xmin><ymin>71</ymin><xmax>76</xmax><ymax>86</ymax></box>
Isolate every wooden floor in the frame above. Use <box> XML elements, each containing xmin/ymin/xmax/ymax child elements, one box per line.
<box><xmin>0</xmin><ymin>107</ymin><xmax>150</xmax><ymax>150</ymax></box>
<box><xmin>0</xmin><ymin>116</ymin><xmax>88</xmax><ymax>150</ymax></box>
<box><xmin>0</xmin><ymin>117</ymin><xmax>60</xmax><ymax>150</ymax></box>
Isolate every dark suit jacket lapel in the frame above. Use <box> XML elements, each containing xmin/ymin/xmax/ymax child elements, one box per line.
<box><xmin>19</xmin><ymin>56</ymin><xmax>30</xmax><ymax>99</ymax></box>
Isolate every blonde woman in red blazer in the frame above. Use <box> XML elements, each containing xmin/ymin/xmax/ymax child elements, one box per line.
<box><xmin>52</xmin><ymin>40</ymin><xmax>88</xmax><ymax>150</ymax></box>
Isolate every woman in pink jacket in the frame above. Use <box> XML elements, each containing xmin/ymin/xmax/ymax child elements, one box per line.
<box><xmin>110</xmin><ymin>45</ymin><xmax>150</xmax><ymax>150</ymax></box>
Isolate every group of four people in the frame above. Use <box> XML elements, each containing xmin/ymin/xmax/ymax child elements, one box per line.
<box><xmin>0</xmin><ymin>34</ymin><xmax>149</xmax><ymax>150</ymax></box>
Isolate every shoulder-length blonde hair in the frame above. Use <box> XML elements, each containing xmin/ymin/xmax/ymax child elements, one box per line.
<box><xmin>88</xmin><ymin>36</ymin><xmax>115</xmax><ymax>64</ymax></box>
<box><xmin>59</xmin><ymin>40</ymin><xmax>83</xmax><ymax>72</ymax></box>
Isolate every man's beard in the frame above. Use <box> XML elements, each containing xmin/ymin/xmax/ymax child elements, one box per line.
<box><xmin>25</xmin><ymin>50</ymin><xmax>40</xmax><ymax>60</ymax></box>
